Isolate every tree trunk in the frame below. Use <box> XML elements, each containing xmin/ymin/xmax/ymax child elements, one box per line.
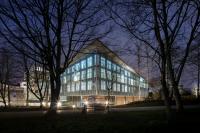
<box><xmin>172</xmin><ymin>82</ymin><xmax>184</xmax><ymax>112</ymax></box>
<box><xmin>39</xmin><ymin>100</ymin><xmax>43</xmax><ymax>109</ymax></box>
<box><xmin>26</xmin><ymin>85</ymin><xmax>29</xmax><ymax>107</ymax></box>
<box><xmin>49</xmin><ymin>74</ymin><xmax>61</xmax><ymax>113</ymax></box>
<box><xmin>7</xmin><ymin>85</ymin><xmax>11</xmax><ymax>107</ymax></box>
<box><xmin>197</xmin><ymin>58</ymin><xmax>200</xmax><ymax>100</ymax></box>
<box><xmin>3</xmin><ymin>97</ymin><xmax>7</xmax><ymax>108</ymax></box>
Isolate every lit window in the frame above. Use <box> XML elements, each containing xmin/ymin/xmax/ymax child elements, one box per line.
<box><xmin>81</xmin><ymin>60</ymin><xmax>86</xmax><ymax>69</ymax></box>
<box><xmin>94</xmin><ymin>54</ymin><xmax>97</xmax><ymax>65</ymax></box>
<box><xmin>67</xmin><ymin>84</ymin><xmax>70</xmax><ymax>92</ymax></box>
<box><xmin>106</xmin><ymin>70</ymin><xmax>111</xmax><ymax>80</ymax></box>
<box><xmin>101</xmin><ymin>57</ymin><xmax>105</xmax><ymax>67</ymax></box>
<box><xmin>87</xmin><ymin>56</ymin><xmax>93</xmax><ymax>67</ymax></box>
<box><xmin>124</xmin><ymin>77</ymin><xmax>127</xmax><ymax>84</ymax></box>
<box><xmin>127</xmin><ymin>71</ymin><xmax>130</xmax><ymax>77</ymax></box>
<box><xmin>122</xmin><ymin>84</ymin><xmax>124</xmax><ymax>92</ymax></box>
<box><xmin>121</xmin><ymin>75</ymin><xmax>124</xmax><ymax>83</ymax></box>
<box><xmin>101</xmin><ymin>68</ymin><xmax>106</xmax><ymax>78</ymax></box>
<box><xmin>107</xmin><ymin>60</ymin><xmax>111</xmax><ymax>69</ymax></box>
<box><xmin>81</xmin><ymin>81</ymin><xmax>86</xmax><ymax>90</ymax></box>
<box><xmin>76</xmin><ymin>82</ymin><xmax>80</xmax><ymax>91</ymax></box>
<box><xmin>125</xmin><ymin>85</ymin><xmax>127</xmax><ymax>92</ymax></box>
<box><xmin>140</xmin><ymin>77</ymin><xmax>144</xmax><ymax>82</ymax></box>
<box><xmin>113</xmin><ymin>83</ymin><xmax>117</xmax><ymax>91</ymax></box>
<box><xmin>71</xmin><ymin>83</ymin><xmax>75</xmax><ymax>92</ymax></box>
<box><xmin>74</xmin><ymin>72</ymin><xmax>80</xmax><ymax>81</ymax></box>
<box><xmin>117</xmin><ymin>84</ymin><xmax>120</xmax><ymax>91</ymax></box>
<box><xmin>112</xmin><ymin>63</ymin><xmax>116</xmax><ymax>71</ymax></box>
<box><xmin>94</xmin><ymin>68</ymin><xmax>96</xmax><ymax>77</ymax></box>
<box><xmin>81</xmin><ymin>70</ymin><xmax>86</xmax><ymax>80</ymax></box>
<box><xmin>87</xmin><ymin>80</ymin><xmax>92</xmax><ymax>90</ymax></box>
<box><xmin>72</xmin><ymin>65</ymin><xmax>76</xmax><ymax>72</ymax></box>
<box><xmin>67</xmin><ymin>68</ymin><xmax>70</xmax><ymax>73</ymax></box>
<box><xmin>75</xmin><ymin>63</ymin><xmax>80</xmax><ymax>71</ymax></box>
<box><xmin>117</xmin><ymin>66</ymin><xmax>120</xmax><ymax>73</ymax></box>
<box><xmin>124</xmin><ymin>70</ymin><xmax>127</xmax><ymax>76</ymax></box>
<box><xmin>101</xmin><ymin>80</ymin><xmax>106</xmax><ymax>90</ymax></box>
<box><xmin>87</xmin><ymin>68</ymin><xmax>92</xmax><ymax>79</ymax></box>
<box><xmin>117</xmin><ymin>74</ymin><xmax>121</xmax><ymax>82</ymax></box>
<box><xmin>130</xmin><ymin>79</ymin><xmax>133</xmax><ymax>85</ymax></box>
<box><xmin>63</xmin><ymin>76</ymin><xmax>67</xmax><ymax>84</ymax></box>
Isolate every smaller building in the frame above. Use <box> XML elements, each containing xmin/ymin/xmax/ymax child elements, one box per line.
<box><xmin>0</xmin><ymin>83</ymin><xmax>25</xmax><ymax>106</ymax></box>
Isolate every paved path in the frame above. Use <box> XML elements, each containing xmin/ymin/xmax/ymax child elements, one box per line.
<box><xmin>0</xmin><ymin>105</ymin><xmax>200</xmax><ymax>118</ymax></box>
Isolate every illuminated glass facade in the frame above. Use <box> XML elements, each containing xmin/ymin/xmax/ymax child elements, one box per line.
<box><xmin>60</xmin><ymin>54</ymin><xmax>148</xmax><ymax>98</ymax></box>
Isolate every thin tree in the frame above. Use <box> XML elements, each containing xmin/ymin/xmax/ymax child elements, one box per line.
<box><xmin>0</xmin><ymin>48</ymin><xmax>13</xmax><ymax>108</ymax></box>
<box><xmin>105</xmin><ymin>64</ymin><xmax>116</xmax><ymax>113</ymax></box>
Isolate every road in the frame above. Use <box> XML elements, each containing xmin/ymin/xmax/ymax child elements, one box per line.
<box><xmin>0</xmin><ymin>105</ymin><xmax>200</xmax><ymax>118</ymax></box>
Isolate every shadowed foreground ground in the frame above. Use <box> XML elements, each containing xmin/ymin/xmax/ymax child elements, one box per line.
<box><xmin>0</xmin><ymin>108</ymin><xmax>199</xmax><ymax>133</ymax></box>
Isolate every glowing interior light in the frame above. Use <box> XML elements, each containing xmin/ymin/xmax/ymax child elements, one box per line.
<box><xmin>57</xmin><ymin>102</ymin><xmax>62</xmax><ymax>107</ymax></box>
<box><xmin>72</xmin><ymin>105</ymin><xmax>76</xmax><ymax>108</ymax></box>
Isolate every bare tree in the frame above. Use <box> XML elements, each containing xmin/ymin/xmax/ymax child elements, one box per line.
<box><xmin>106</xmin><ymin>0</ymin><xmax>200</xmax><ymax>113</ymax></box>
<box><xmin>24</xmin><ymin>59</ymin><xmax>49</xmax><ymax>108</ymax></box>
<box><xmin>0</xmin><ymin>0</ymin><xmax>110</xmax><ymax>112</ymax></box>
<box><xmin>105</xmin><ymin>65</ymin><xmax>117</xmax><ymax>113</ymax></box>
<box><xmin>188</xmin><ymin>39</ymin><xmax>200</xmax><ymax>100</ymax></box>
<box><xmin>0</xmin><ymin>48</ymin><xmax>13</xmax><ymax>108</ymax></box>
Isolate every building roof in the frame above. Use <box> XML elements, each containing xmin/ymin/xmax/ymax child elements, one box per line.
<box><xmin>71</xmin><ymin>39</ymin><xmax>138</xmax><ymax>75</ymax></box>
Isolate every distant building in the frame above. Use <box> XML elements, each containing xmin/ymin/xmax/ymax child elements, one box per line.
<box><xmin>191</xmin><ymin>83</ymin><xmax>199</xmax><ymax>97</ymax></box>
<box><xmin>20</xmin><ymin>65</ymin><xmax>49</xmax><ymax>106</ymax></box>
<box><xmin>60</xmin><ymin>40</ymin><xmax>148</xmax><ymax>107</ymax></box>
<box><xmin>0</xmin><ymin>83</ymin><xmax>24</xmax><ymax>106</ymax></box>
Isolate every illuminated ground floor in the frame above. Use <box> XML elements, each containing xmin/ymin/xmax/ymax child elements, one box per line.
<box><xmin>60</xmin><ymin>95</ymin><xmax>146</xmax><ymax>107</ymax></box>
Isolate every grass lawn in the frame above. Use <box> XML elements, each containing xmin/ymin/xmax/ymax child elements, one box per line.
<box><xmin>0</xmin><ymin>108</ymin><xmax>200</xmax><ymax>133</ymax></box>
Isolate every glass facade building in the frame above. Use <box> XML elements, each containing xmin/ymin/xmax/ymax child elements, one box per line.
<box><xmin>60</xmin><ymin>40</ymin><xmax>148</xmax><ymax>106</ymax></box>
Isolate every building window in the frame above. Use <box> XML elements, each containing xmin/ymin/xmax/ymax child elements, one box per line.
<box><xmin>124</xmin><ymin>76</ymin><xmax>127</xmax><ymax>84</ymax></box>
<box><xmin>117</xmin><ymin>74</ymin><xmax>121</xmax><ymax>82</ymax></box>
<box><xmin>94</xmin><ymin>68</ymin><xmax>96</xmax><ymax>77</ymax></box>
<box><xmin>72</xmin><ymin>65</ymin><xmax>76</xmax><ymax>72</ymax></box>
<box><xmin>112</xmin><ymin>63</ymin><xmax>116</xmax><ymax>71</ymax></box>
<box><xmin>81</xmin><ymin>70</ymin><xmax>86</xmax><ymax>80</ymax></box>
<box><xmin>101</xmin><ymin>80</ymin><xmax>106</xmax><ymax>90</ymax></box>
<box><xmin>63</xmin><ymin>76</ymin><xmax>67</xmax><ymax>84</ymax></box>
<box><xmin>87</xmin><ymin>56</ymin><xmax>93</xmax><ymax>67</ymax></box>
<box><xmin>74</xmin><ymin>72</ymin><xmax>80</xmax><ymax>81</ymax></box>
<box><xmin>75</xmin><ymin>63</ymin><xmax>80</xmax><ymax>71</ymax></box>
<box><xmin>113</xmin><ymin>83</ymin><xmax>116</xmax><ymax>91</ymax></box>
<box><xmin>67</xmin><ymin>68</ymin><xmax>70</xmax><ymax>73</ymax></box>
<box><xmin>117</xmin><ymin>84</ymin><xmax>120</xmax><ymax>91</ymax></box>
<box><xmin>71</xmin><ymin>83</ymin><xmax>75</xmax><ymax>92</ymax></box>
<box><xmin>87</xmin><ymin>68</ymin><xmax>92</xmax><ymax>79</ymax></box>
<box><xmin>81</xmin><ymin>60</ymin><xmax>86</xmax><ymax>69</ymax></box>
<box><xmin>130</xmin><ymin>79</ymin><xmax>133</xmax><ymax>85</ymax></box>
<box><xmin>101</xmin><ymin>57</ymin><xmax>105</xmax><ymax>67</ymax></box>
<box><xmin>122</xmin><ymin>84</ymin><xmax>124</xmax><ymax>92</ymax></box>
<box><xmin>76</xmin><ymin>82</ymin><xmax>80</xmax><ymax>91</ymax></box>
<box><xmin>94</xmin><ymin>54</ymin><xmax>96</xmax><ymax>65</ymax></box>
<box><xmin>87</xmin><ymin>80</ymin><xmax>92</xmax><ymax>90</ymax></box>
<box><xmin>121</xmin><ymin>75</ymin><xmax>124</xmax><ymax>83</ymax></box>
<box><xmin>127</xmin><ymin>71</ymin><xmax>130</xmax><ymax>77</ymax></box>
<box><xmin>125</xmin><ymin>85</ymin><xmax>127</xmax><ymax>92</ymax></box>
<box><xmin>117</xmin><ymin>66</ymin><xmax>120</xmax><ymax>73</ymax></box>
<box><xmin>67</xmin><ymin>84</ymin><xmax>70</xmax><ymax>92</ymax></box>
<box><xmin>81</xmin><ymin>81</ymin><xmax>86</xmax><ymax>90</ymax></box>
<box><xmin>124</xmin><ymin>70</ymin><xmax>127</xmax><ymax>76</ymax></box>
<box><xmin>107</xmin><ymin>60</ymin><xmax>111</xmax><ymax>69</ymax></box>
<box><xmin>101</xmin><ymin>68</ymin><xmax>106</xmax><ymax>78</ymax></box>
<box><xmin>107</xmin><ymin>70</ymin><xmax>111</xmax><ymax>80</ymax></box>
